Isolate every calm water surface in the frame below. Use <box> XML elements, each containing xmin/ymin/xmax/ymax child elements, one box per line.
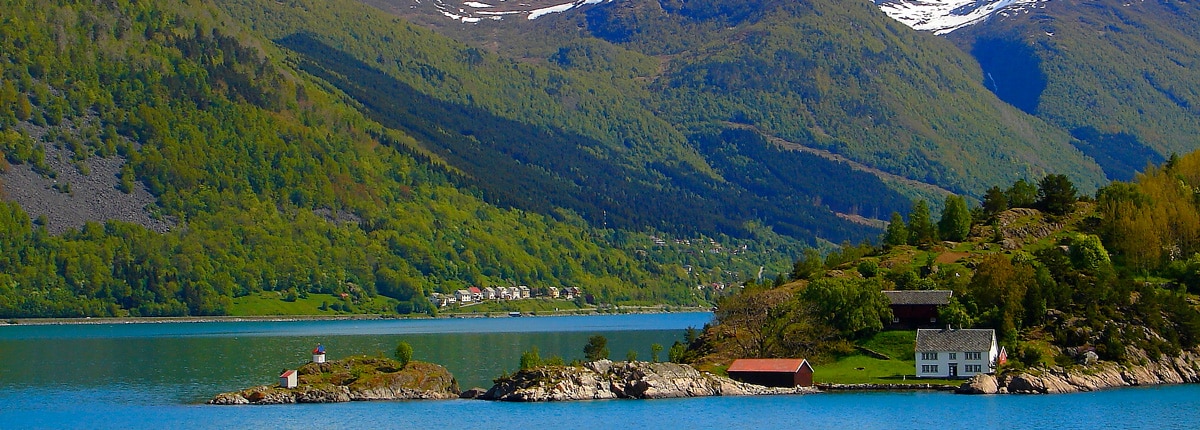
<box><xmin>1</xmin><ymin>312</ymin><xmax>1198</xmax><ymax>429</ymax></box>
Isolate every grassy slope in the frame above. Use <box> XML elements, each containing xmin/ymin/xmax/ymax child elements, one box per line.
<box><xmin>227</xmin><ymin>293</ymin><xmax>400</xmax><ymax>316</ymax></box>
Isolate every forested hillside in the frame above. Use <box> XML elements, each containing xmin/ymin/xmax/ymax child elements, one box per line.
<box><xmin>0</xmin><ymin>0</ymin><xmax>798</xmax><ymax>317</ymax></box>
<box><xmin>949</xmin><ymin>0</ymin><xmax>1200</xmax><ymax>181</ymax></box>
<box><xmin>215</xmin><ymin>0</ymin><xmax>917</xmax><ymax>242</ymax></box>
<box><xmin>682</xmin><ymin>155</ymin><xmax>1200</xmax><ymax>370</ymax></box>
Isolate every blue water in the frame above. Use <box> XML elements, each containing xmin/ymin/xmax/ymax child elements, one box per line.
<box><xmin>2</xmin><ymin>313</ymin><xmax>1198</xmax><ymax>429</ymax></box>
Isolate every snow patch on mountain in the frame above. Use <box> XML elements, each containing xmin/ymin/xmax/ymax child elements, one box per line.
<box><xmin>873</xmin><ymin>0</ymin><xmax>1048</xmax><ymax>34</ymax></box>
<box><xmin>423</xmin><ymin>0</ymin><xmax>614</xmax><ymax>23</ymax></box>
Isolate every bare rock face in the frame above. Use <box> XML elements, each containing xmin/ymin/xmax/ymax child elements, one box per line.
<box><xmin>482</xmin><ymin>360</ymin><xmax>816</xmax><ymax>402</ymax></box>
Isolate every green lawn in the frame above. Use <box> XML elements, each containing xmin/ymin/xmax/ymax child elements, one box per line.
<box><xmin>812</xmin><ymin>330</ymin><xmax>957</xmax><ymax>386</ymax></box>
<box><xmin>228</xmin><ymin>292</ymin><xmax>400</xmax><ymax>316</ymax></box>
<box><xmin>858</xmin><ymin>330</ymin><xmax>917</xmax><ymax>361</ymax></box>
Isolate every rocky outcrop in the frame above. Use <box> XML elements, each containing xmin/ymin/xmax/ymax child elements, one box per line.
<box><xmin>957</xmin><ymin>351</ymin><xmax>1200</xmax><ymax>395</ymax></box>
<box><xmin>956</xmin><ymin>374</ymin><xmax>1000</xmax><ymax>394</ymax></box>
<box><xmin>208</xmin><ymin>356</ymin><xmax>459</xmax><ymax>405</ymax></box>
<box><xmin>481</xmin><ymin>360</ymin><xmax>816</xmax><ymax>402</ymax></box>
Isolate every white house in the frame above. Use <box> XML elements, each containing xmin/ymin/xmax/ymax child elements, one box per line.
<box><xmin>455</xmin><ymin>289</ymin><xmax>474</xmax><ymax>304</ymax></box>
<box><xmin>915</xmin><ymin>328</ymin><xmax>999</xmax><ymax>378</ymax></box>
<box><xmin>280</xmin><ymin>369</ymin><xmax>298</xmax><ymax>388</ymax></box>
<box><xmin>483</xmin><ymin>287</ymin><xmax>497</xmax><ymax>300</ymax></box>
<box><xmin>518</xmin><ymin>286</ymin><xmax>531</xmax><ymax>299</ymax></box>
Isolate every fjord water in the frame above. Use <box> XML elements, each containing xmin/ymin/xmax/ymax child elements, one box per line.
<box><xmin>1</xmin><ymin>313</ymin><xmax>1198</xmax><ymax>429</ymax></box>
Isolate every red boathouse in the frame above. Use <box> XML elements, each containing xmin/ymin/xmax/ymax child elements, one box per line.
<box><xmin>727</xmin><ymin>358</ymin><xmax>814</xmax><ymax>388</ymax></box>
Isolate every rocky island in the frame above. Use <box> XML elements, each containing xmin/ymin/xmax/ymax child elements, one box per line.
<box><xmin>208</xmin><ymin>356</ymin><xmax>459</xmax><ymax>405</ymax></box>
<box><xmin>480</xmin><ymin>360</ymin><xmax>817</xmax><ymax>401</ymax></box>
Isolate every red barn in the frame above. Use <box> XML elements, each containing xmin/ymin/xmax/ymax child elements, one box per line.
<box><xmin>727</xmin><ymin>358</ymin><xmax>814</xmax><ymax>388</ymax></box>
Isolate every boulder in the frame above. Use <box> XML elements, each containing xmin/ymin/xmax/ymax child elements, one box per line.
<box><xmin>458</xmin><ymin>387</ymin><xmax>488</xmax><ymax>399</ymax></box>
<box><xmin>956</xmin><ymin>374</ymin><xmax>998</xmax><ymax>394</ymax></box>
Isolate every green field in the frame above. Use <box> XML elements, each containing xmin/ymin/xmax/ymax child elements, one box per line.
<box><xmin>228</xmin><ymin>292</ymin><xmax>400</xmax><ymax>316</ymax></box>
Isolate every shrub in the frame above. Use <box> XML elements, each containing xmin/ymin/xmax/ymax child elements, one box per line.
<box><xmin>394</xmin><ymin>341</ymin><xmax>413</xmax><ymax>368</ymax></box>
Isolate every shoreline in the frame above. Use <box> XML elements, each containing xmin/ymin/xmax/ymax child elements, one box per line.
<box><xmin>3</xmin><ymin>306</ymin><xmax>712</xmax><ymax>326</ymax></box>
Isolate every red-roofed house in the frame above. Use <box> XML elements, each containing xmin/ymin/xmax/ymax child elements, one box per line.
<box><xmin>280</xmin><ymin>369</ymin><xmax>298</xmax><ymax>388</ymax></box>
<box><xmin>726</xmin><ymin>358</ymin><xmax>814</xmax><ymax>388</ymax></box>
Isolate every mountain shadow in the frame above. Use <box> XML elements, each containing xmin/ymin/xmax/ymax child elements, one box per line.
<box><xmin>1070</xmin><ymin>127</ymin><xmax>1164</xmax><ymax>182</ymax></box>
<box><xmin>971</xmin><ymin>38</ymin><xmax>1047</xmax><ymax>115</ymax></box>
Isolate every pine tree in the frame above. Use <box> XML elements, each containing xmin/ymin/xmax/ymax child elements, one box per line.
<box><xmin>884</xmin><ymin>211</ymin><xmax>908</xmax><ymax>247</ymax></box>
<box><xmin>938</xmin><ymin>195</ymin><xmax>972</xmax><ymax>242</ymax></box>
<box><xmin>1006</xmin><ymin>179</ymin><xmax>1038</xmax><ymax>208</ymax></box>
<box><xmin>907</xmin><ymin>200</ymin><xmax>937</xmax><ymax>246</ymax></box>
<box><xmin>1038</xmin><ymin>174</ymin><xmax>1078</xmax><ymax>216</ymax></box>
<box><xmin>981</xmin><ymin>186</ymin><xmax>1008</xmax><ymax>219</ymax></box>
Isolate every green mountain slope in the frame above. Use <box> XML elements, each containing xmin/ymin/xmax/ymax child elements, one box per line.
<box><xmin>0</xmin><ymin>0</ymin><xmax>799</xmax><ymax>317</ymax></box>
<box><xmin>366</xmin><ymin>0</ymin><xmax>1110</xmax><ymax>195</ymax></box>
<box><xmin>581</xmin><ymin>0</ymin><xmax>1107</xmax><ymax>194</ymax></box>
<box><xmin>949</xmin><ymin>0</ymin><xmax>1200</xmax><ymax>181</ymax></box>
<box><xmin>214</xmin><ymin>0</ymin><xmax>921</xmax><ymax>243</ymax></box>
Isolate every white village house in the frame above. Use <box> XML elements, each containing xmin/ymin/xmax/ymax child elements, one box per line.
<box><xmin>915</xmin><ymin>328</ymin><xmax>1002</xmax><ymax>378</ymax></box>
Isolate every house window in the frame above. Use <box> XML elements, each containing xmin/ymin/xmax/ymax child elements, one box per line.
<box><xmin>948</xmin><ymin>353</ymin><xmax>957</xmax><ymax>360</ymax></box>
<box><xmin>921</xmin><ymin>365</ymin><xmax>939</xmax><ymax>373</ymax></box>
<box><xmin>921</xmin><ymin>352</ymin><xmax>938</xmax><ymax>360</ymax></box>
<box><xmin>965</xmin><ymin>352</ymin><xmax>982</xmax><ymax>360</ymax></box>
<box><xmin>965</xmin><ymin>364</ymin><xmax>983</xmax><ymax>373</ymax></box>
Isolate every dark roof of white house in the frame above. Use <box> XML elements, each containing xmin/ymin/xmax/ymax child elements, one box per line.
<box><xmin>915</xmin><ymin>328</ymin><xmax>995</xmax><ymax>352</ymax></box>
<box><xmin>882</xmin><ymin>290</ymin><xmax>953</xmax><ymax>305</ymax></box>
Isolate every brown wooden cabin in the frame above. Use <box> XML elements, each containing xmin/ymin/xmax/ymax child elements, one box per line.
<box><xmin>726</xmin><ymin>358</ymin><xmax>814</xmax><ymax>388</ymax></box>
<box><xmin>882</xmin><ymin>290</ymin><xmax>953</xmax><ymax>328</ymax></box>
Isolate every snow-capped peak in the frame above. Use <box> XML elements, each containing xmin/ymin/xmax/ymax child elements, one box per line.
<box><xmin>873</xmin><ymin>0</ymin><xmax>1048</xmax><ymax>35</ymax></box>
<box><xmin>422</xmin><ymin>0</ymin><xmax>615</xmax><ymax>24</ymax></box>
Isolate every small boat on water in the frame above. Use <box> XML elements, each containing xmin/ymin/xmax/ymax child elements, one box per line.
<box><xmin>508</xmin><ymin>312</ymin><xmax>522</xmax><ymax>317</ymax></box>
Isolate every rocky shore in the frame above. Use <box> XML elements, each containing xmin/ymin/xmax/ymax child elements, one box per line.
<box><xmin>819</xmin><ymin>383</ymin><xmax>955</xmax><ymax>391</ymax></box>
<box><xmin>957</xmin><ymin>350</ymin><xmax>1200</xmax><ymax>394</ymax></box>
<box><xmin>480</xmin><ymin>360</ymin><xmax>816</xmax><ymax>401</ymax></box>
<box><xmin>208</xmin><ymin>357</ymin><xmax>459</xmax><ymax>405</ymax></box>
